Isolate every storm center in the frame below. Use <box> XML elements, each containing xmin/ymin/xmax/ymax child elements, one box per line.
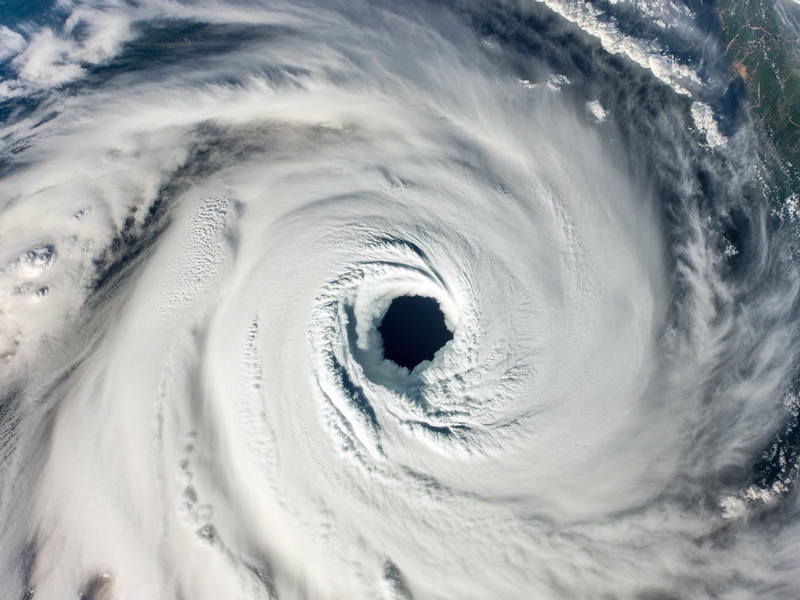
<box><xmin>377</xmin><ymin>295</ymin><xmax>454</xmax><ymax>370</ymax></box>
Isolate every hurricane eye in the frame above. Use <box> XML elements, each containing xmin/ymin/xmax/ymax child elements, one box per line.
<box><xmin>378</xmin><ymin>295</ymin><xmax>454</xmax><ymax>371</ymax></box>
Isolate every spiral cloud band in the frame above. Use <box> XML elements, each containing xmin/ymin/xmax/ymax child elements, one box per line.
<box><xmin>0</xmin><ymin>0</ymin><xmax>799</xmax><ymax>598</ymax></box>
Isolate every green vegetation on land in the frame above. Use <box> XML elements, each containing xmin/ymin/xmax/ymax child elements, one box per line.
<box><xmin>716</xmin><ymin>0</ymin><xmax>800</xmax><ymax>169</ymax></box>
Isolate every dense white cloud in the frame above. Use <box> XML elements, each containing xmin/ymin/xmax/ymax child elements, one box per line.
<box><xmin>0</xmin><ymin>25</ymin><xmax>25</xmax><ymax>63</ymax></box>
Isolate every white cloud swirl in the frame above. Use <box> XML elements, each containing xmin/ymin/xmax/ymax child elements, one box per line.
<box><xmin>0</xmin><ymin>1</ymin><xmax>798</xmax><ymax>599</ymax></box>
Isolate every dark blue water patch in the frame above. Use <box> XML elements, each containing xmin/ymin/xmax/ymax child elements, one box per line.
<box><xmin>382</xmin><ymin>561</ymin><xmax>413</xmax><ymax>600</ymax></box>
<box><xmin>459</xmin><ymin>0</ymin><xmax>596</xmax><ymax>83</ymax></box>
<box><xmin>378</xmin><ymin>295</ymin><xmax>453</xmax><ymax>371</ymax></box>
<box><xmin>0</xmin><ymin>121</ymin><xmax>35</xmax><ymax>179</ymax></box>
<box><xmin>3</xmin><ymin>20</ymin><xmax>298</xmax><ymax>134</ymax></box>
<box><xmin>0</xmin><ymin>0</ymin><xmax>62</xmax><ymax>29</ymax></box>
<box><xmin>86</xmin><ymin>20</ymin><xmax>296</xmax><ymax>89</ymax></box>
<box><xmin>718</xmin><ymin>204</ymin><xmax>763</xmax><ymax>278</ymax></box>
<box><xmin>0</xmin><ymin>94</ymin><xmax>48</xmax><ymax>131</ymax></box>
